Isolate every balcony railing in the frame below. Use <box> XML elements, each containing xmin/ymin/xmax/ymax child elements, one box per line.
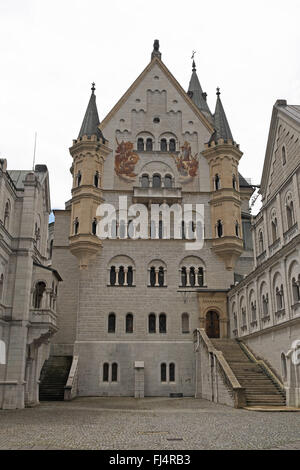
<box><xmin>256</xmin><ymin>250</ymin><xmax>266</xmax><ymax>266</ymax></box>
<box><xmin>133</xmin><ymin>186</ymin><xmax>182</xmax><ymax>203</ymax></box>
<box><xmin>269</xmin><ymin>238</ymin><xmax>281</xmax><ymax>257</ymax></box>
<box><xmin>30</xmin><ymin>308</ymin><xmax>58</xmax><ymax>328</ymax></box>
<box><xmin>283</xmin><ymin>222</ymin><xmax>298</xmax><ymax>244</ymax></box>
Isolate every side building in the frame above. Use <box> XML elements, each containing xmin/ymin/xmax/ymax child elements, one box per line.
<box><xmin>228</xmin><ymin>100</ymin><xmax>300</xmax><ymax>406</ymax></box>
<box><xmin>0</xmin><ymin>160</ymin><xmax>61</xmax><ymax>409</ymax></box>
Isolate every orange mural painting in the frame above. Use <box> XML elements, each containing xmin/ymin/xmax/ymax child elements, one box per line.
<box><xmin>172</xmin><ymin>141</ymin><xmax>198</xmax><ymax>182</ymax></box>
<box><xmin>114</xmin><ymin>140</ymin><xmax>139</xmax><ymax>180</ymax></box>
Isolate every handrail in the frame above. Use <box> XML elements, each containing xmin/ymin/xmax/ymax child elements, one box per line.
<box><xmin>195</xmin><ymin>329</ymin><xmax>246</xmax><ymax>407</ymax></box>
<box><xmin>238</xmin><ymin>340</ymin><xmax>285</xmax><ymax>391</ymax></box>
<box><xmin>64</xmin><ymin>355</ymin><xmax>79</xmax><ymax>400</ymax></box>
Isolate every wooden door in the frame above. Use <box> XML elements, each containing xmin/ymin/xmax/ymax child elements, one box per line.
<box><xmin>205</xmin><ymin>311</ymin><xmax>220</xmax><ymax>338</ymax></box>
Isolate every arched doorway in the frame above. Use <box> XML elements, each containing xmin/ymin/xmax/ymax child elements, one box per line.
<box><xmin>205</xmin><ymin>311</ymin><xmax>220</xmax><ymax>338</ymax></box>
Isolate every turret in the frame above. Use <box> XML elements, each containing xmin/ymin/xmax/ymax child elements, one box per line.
<box><xmin>69</xmin><ymin>83</ymin><xmax>111</xmax><ymax>269</ymax></box>
<box><xmin>187</xmin><ymin>59</ymin><xmax>212</xmax><ymax>122</ymax></box>
<box><xmin>202</xmin><ymin>88</ymin><xmax>243</xmax><ymax>270</ymax></box>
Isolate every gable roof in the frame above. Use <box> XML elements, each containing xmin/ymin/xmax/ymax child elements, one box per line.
<box><xmin>260</xmin><ymin>100</ymin><xmax>300</xmax><ymax>197</ymax></box>
<box><xmin>99</xmin><ymin>57</ymin><xmax>214</xmax><ymax>133</ymax></box>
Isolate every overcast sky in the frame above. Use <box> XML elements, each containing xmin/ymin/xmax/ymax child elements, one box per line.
<box><xmin>0</xmin><ymin>0</ymin><xmax>299</xmax><ymax>212</ymax></box>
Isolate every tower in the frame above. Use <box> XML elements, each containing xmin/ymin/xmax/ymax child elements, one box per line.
<box><xmin>69</xmin><ymin>83</ymin><xmax>111</xmax><ymax>269</ymax></box>
<box><xmin>202</xmin><ymin>88</ymin><xmax>243</xmax><ymax>270</ymax></box>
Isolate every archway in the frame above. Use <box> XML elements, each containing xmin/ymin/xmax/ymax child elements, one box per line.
<box><xmin>205</xmin><ymin>311</ymin><xmax>220</xmax><ymax>338</ymax></box>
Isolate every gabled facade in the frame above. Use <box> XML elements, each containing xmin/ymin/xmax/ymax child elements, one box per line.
<box><xmin>51</xmin><ymin>41</ymin><xmax>254</xmax><ymax>398</ymax></box>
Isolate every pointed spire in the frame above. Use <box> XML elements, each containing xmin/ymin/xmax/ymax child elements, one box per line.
<box><xmin>78</xmin><ymin>83</ymin><xmax>105</xmax><ymax>142</ymax></box>
<box><xmin>187</xmin><ymin>59</ymin><xmax>212</xmax><ymax>118</ymax></box>
<box><xmin>209</xmin><ymin>88</ymin><xmax>234</xmax><ymax>144</ymax></box>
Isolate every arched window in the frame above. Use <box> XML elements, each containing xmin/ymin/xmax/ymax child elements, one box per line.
<box><xmin>118</xmin><ymin>266</ymin><xmax>125</xmax><ymax>286</ymax></box>
<box><xmin>271</xmin><ymin>215</ymin><xmax>278</xmax><ymax>243</ymax></box>
<box><xmin>126</xmin><ymin>313</ymin><xmax>133</xmax><ymax>333</ymax></box>
<box><xmin>33</xmin><ymin>282</ymin><xmax>46</xmax><ymax>309</ymax></box>
<box><xmin>281</xmin><ymin>353</ymin><xmax>287</xmax><ymax>382</ymax></box>
<box><xmin>217</xmin><ymin>220</ymin><xmax>223</xmax><ymax>238</ymax></box>
<box><xmin>259</xmin><ymin>230</ymin><xmax>264</xmax><ymax>253</ymax></box>
<box><xmin>92</xmin><ymin>218</ymin><xmax>97</xmax><ymax>235</ymax></box>
<box><xmin>150</xmin><ymin>267</ymin><xmax>156</xmax><ymax>287</ymax></box>
<box><xmin>282</xmin><ymin>146</ymin><xmax>286</xmax><ymax>165</ymax></box>
<box><xmin>169</xmin><ymin>363</ymin><xmax>175</xmax><ymax>382</ymax></box>
<box><xmin>241</xmin><ymin>307</ymin><xmax>247</xmax><ymax>327</ymax></box>
<box><xmin>214</xmin><ymin>174</ymin><xmax>220</xmax><ymax>191</ymax></box>
<box><xmin>189</xmin><ymin>267</ymin><xmax>195</xmax><ymax>287</ymax></box>
<box><xmin>141</xmin><ymin>174</ymin><xmax>149</xmax><ymax>188</ymax></box>
<box><xmin>74</xmin><ymin>217</ymin><xmax>79</xmax><ymax>235</ymax></box>
<box><xmin>251</xmin><ymin>301</ymin><xmax>257</xmax><ymax>321</ymax></box>
<box><xmin>158</xmin><ymin>220</ymin><xmax>163</xmax><ymax>239</ymax></box>
<box><xmin>181</xmin><ymin>267</ymin><xmax>187</xmax><ymax>287</ymax></box>
<box><xmin>103</xmin><ymin>363</ymin><xmax>109</xmax><ymax>382</ymax></box>
<box><xmin>232</xmin><ymin>175</ymin><xmax>237</xmax><ymax>190</ymax></box>
<box><xmin>108</xmin><ymin>313</ymin><xmax>116</xmax><ymax>333</ymax></box>
<box><xmin>159</xmin><ymin>313</ymin><xmax>167</xmax><ymax>333</ymax></box>
<box><xmin>182</xmin><ymin>313</ymin><xmax>189</xmax><ymax>333</ymax></box>
<box><xmin>292</xmin><ymin>277</ymin><xmax>300</xmax><ymax>303</ymax></box>
<box><xmin>169</xmin><ymin>139</ymin><xmax>176</xmax><ymax>152</ymax></box>
<box><xmin>286</xmin><ymin>201</ymin><xmax>294</xmax><ymax>229</ymax></box>
<box><xmin>110</xmin><ymin>266</ymin><xmax>116</xmax><ymax>286</ymax></box>
<box><xmin>164</xmin><ymin>175</ymin><xmax>172</xmax><ymax>188</ymax></box>
<box><xmin>158</xmin><ymin>267</ymin><xmax>164</xmax><ymax>286</ymax></box>
<box><xmin>262</xmin><ymin>294</ymin><xmax>269</xmax><ymax>316</ymax></box>
<box><xmin>127</xmin><ymin>266</ymin><xmax>133</xmax><ymax>286</ymax></box>
<box><xmin>76</xmin><ymin>171</ymin><xmax>82</xmax><ymax>187</ymax></box>
<box><xmin>181</xmin><ymin>221</ymin><xmax>185</xmax><ymax>239</ymax></box>
<box><xmin>49</xmin><ymin>239</ymin><xmax>53</xmax><ymax>258</ymax></box>
<box><xmin>197</xmin><ymin>267</ymin><xmax>204</xmax><ymax>287</ymax></box>
<box><xmin>153</xmin><ymin>174</ymin><xmax>161</xmax><ymax>188</ymax></box>
<box><xmin>0</xmin><ymin>274</ymin><xmax>4</xmax><ymax>301</ymax></box>
<box><xmin>111</xmin><ymin>363</ymin><xmax>118</xmax><ymax>382</ymax></box>
<box><xmin>150</xmin><ymin>220</ymin><xmax>156</xmax><ymax>239</ymax></box>
<box><xmin>149</xmin><ymin>313</ymin><xmax>156</xmax><ymax>333</ymax></box>
<box><xmin>233</xmin><ymin>313</ymin><xmax>238</xmax><ymax>330</ymax></box>
<box><xmin>235</xmin><ymin>221</ymin><xmax>239</xmax><ymax>237</ymax></box>
<box><xmin>276</xmin><ymin>284</ymin><xmax>284</xmax><ymax>311</ymax></box>
<box><xmin>161</xmin><ymin>363</ymin><xmax>167</xmax><ymax>382</ymax></box>
<box><xmin>137</xmin><ymin>138</ymin><xmax>144</xmax><ymax>151</ymax></box>
<box><xmin>146</xmin><ymin>138</ymin><xmax>153</xmax><ymax>151</ymax></box>
<box><xmin>160</xmin><ymin>139</ymin><xmax>167</xmax><ymax>152</ymax></box>
<box><xmin>4</xmin><ymin>201</ymin><xmax>10</xmax><ymax>230</ymax></box>
<box><xmin>94</xmin><ymin>171</ymin><xmax>99</xmax><ymax>187</ymax></box>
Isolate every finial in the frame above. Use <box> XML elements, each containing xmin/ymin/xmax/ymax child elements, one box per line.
<box><xmin>216</xmin><ymin>87</ymin><xmax>220</xmax><ymax>96</ymax></box>
<box><xmin>151</xmin><ymin>39</ymin><xmax>162</xmax><ymax>60</ymax></box>
<box><xmin>91</xmin><ymin>82</ymin><xmax>95</xmax><ymax>94</ymax></box>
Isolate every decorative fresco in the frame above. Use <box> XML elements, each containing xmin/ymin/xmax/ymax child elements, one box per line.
<box><xmin>172</xmin><ymin>141</ymin><xmax>198</xmax><ymax>183</ymax></box>
<box><xmin>114</xmin><ymin>140</ymin><xmax>140</xmax><ymax>181</ymax></box>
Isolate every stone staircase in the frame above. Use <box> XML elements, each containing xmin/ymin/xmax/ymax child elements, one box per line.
<box><xmin>210</xmin><ymin>339</ymin><xmax>286</xmax><ymax>407</ymax></box>
<box><xmin>39</xmin><ymin>356</ymin><xmax>73</xmax><ymax>401</ymax></box>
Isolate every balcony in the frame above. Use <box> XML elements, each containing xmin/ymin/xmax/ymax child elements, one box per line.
<box><xmin>133</xmin><ymin>186</ymin><xmax>182</xmax><ymax>204</ymax></box>
<box><xmin>256</xmin><ymin>250</ymin><xmax>266</xmax><ymax>266</ymax></box>
<box><xmin>30</xmin><ymin>308</ymin><xmax>58</xmax><ymax>329</ymax></box>
<box><xmin>291</xmin><ymin>302</ymin><xmax>300</xmax><ymax>317</ymax></box>
<box><xmin>269</xmin><ymin>238</ymin><xmax>281</xmax><ymax>257</ymax></box>
<box><xmin>284</xmin><ymin>222</ymin><xmax>298</xmax><ymax>244</ymax></box>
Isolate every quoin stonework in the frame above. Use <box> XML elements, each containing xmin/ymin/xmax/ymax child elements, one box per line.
<box><xmin>0</xmin><ymin>41</ymin><xmax>299</xmax><ymax>409</ymax></box>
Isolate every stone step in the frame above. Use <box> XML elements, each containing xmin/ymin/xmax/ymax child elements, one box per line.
<box><xmin>39</xmin><ymin>355</ymin><xmax>72</xmax><ymax>402</ymax></box>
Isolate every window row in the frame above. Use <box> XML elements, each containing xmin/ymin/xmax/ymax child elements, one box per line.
<box><xmin>107</xmin><ymin>312</ymin><xmax>191</xmax><ymax>334</ymax></box>
<box><xmin>101</xmin><ymin>362</ymin><xmax>176</xmax><ymax>383</ymax></box>
<box><xmin>108</xmin><ymin>265</ymin><xmax>205</xmax><ymax>287</ymax></box>
<box><xmin>140</xmin><ymin>173</ymin><xmax>174</xmax><ymax>188</ymax></box>
<box><xmin>214</xmin><ymin>174</ymin><xmax>238</xmax><ymax>191</ymax></box>
<box><xmin>137</xmin><ymin>138</ymin><xmax>176</xmax><ymax>152</ymax></box>
<box><xmin>232</xmin><ymin>275</ymin><xmax>300</xmax><ymax>332</ymax></box>
<box><xmin>75</xmin><ymin>171</ymin><xmax>100</xmax><ymax>188</ymax></box>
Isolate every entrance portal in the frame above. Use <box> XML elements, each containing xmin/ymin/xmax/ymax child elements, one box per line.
<box><xmin>205</xmin><ymin>311</ymin><xmax>220</xmax><ymax>338</ymax></box>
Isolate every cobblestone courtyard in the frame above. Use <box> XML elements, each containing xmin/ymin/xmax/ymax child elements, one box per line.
<box><xmin>0</xmin><ymin>397</ymin><xmax>299</xmax><ymax>450</ymax></box>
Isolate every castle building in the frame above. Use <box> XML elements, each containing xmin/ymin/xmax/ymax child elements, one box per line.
<box><xmin>48</xmin><ymin>41</ymin><xmax>254</xmax><ymax>399</ymax></box>
<box><xmin>0</xmin><ymin>160</ymin><xmax>61</xmax><ymax>409</ymax></box>
<box><xmin>228</xmin><ymin>100</ymin><xmax>300</xmax><ymax>407</ymax></box>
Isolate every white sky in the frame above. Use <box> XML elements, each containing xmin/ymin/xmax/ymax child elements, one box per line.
<box><xmin>0</xmin><ymin>0</ymin><xmax>299</xmax><ymax>212</ymax></box>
